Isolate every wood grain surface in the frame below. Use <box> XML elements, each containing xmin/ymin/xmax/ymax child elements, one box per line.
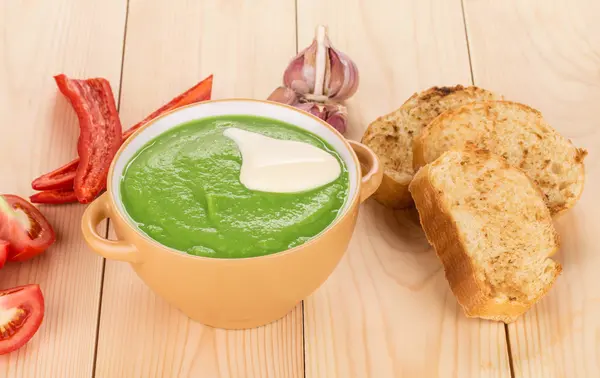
<box><xmin>93</xmin><ymin>1</ymin><xmax>303</xmax><ymax>377</ymax></box>
<box><xmin>0</xmin><ymin>1</ymin><xmax>126</xmax><ymax>377</ymax></box>
<box><xmin>464</xmin><ymin>0</ymin><xmax>600</xmax><ymax>377</ymax></box>
<box><xmin>297</xmin><ymin>1</ymin><xmax>511</xmax><ymax>377</ymax></box>
<box><xmin>2</xmin><ymin>0</ymin><xmax>598</xmax><ymax>377</ymax></box>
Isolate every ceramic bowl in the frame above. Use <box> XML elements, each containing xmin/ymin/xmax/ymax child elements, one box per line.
<box><xmin>81</xmin><ymin>99</ymin><xmax>382</xmax><ymax>329</ymax></box>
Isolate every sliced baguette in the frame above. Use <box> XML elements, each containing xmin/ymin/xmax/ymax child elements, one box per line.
<box><xmin>409</xmin><ymin>149</ymin><xmax>561</xmax><ymax>323</ymax></box>
<box><xmin>361</xmin><ymin>85</ymin><xmax>502</xmax><ymax>209</ymax></box>
<box><xmin>413</xmin><ymin>101</ymin><xmax>587</xmax><ymax>215</ymax></box>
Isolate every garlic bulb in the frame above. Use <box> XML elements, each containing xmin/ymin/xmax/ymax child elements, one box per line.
<box><xmin>283</xmin><ymin>25</ymin><xmax>359</xmax><ymax>102</ymax></box>
<box><xmin>267</xmin><ymin>24</ymin><xmax>357</xmax><ymax>135</ymax></box>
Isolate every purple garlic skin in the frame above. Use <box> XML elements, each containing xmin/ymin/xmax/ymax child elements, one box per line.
<box><xmin>328</xmin><ymin>49</ymin><xmax>359</xmax><ymax>101</ymax></box>
<box><xmin>294</xmin><ymin>103</ymin><xmax>326</xmax><ymax>120</ymax></box>
<box><xmin>267</xmin><ymin>86</ymin><xmax>298</xmax><ymax>106</ymax></box>
<box><xmin>323</xmin><ymin>103</ymin><xmax>348</xmax><ymax>134</ymax></box>
<box><xmin>296</xmin><ymin>102</ymin><xmax>348</xmax><ymax>134</ymax></box>
<box><xmin>266</xmin><ymin>94</ymin><xmax>348</xmax><ymax>134</ymax></box>
<box><xmin>270</xmin><ymin>25</ymin><xmax>356</xmax><ymax>135</ymax></box>
<box><xmin>283</xmin><ymin>25</ymin><xmax>359</xmax><ymax>103</ymax></box>
<box><xmin>283</xmin><ymin>55</ymin><xmax>311</xmax><ymax>95</ymax></box>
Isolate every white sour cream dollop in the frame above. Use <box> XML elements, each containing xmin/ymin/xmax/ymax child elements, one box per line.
<box><xmin>223</xmin><ymin>127</ymin><xmax>342</xmax><ymax>193</ymax></box>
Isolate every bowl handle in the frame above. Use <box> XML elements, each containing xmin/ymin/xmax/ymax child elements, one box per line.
<box><xmin>81</xmin><ymin>193</ymin><xmax>139</xmax><ymax>263</ymax></box>
<box><xmin>348</xmin><ymin>140</ymin><xmax>383</xmax><ymax>203</ymax></box>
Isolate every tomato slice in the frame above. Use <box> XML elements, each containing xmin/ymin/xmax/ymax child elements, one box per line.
<box><xmin>0</xmin><ymin>195</ymin><xmax>56</xmax><ymax>262</ymax></box>
<box><xmin>0</xmin><ymin>284</ymin><xmax>44</xmax><ymax>355</ymax></box>
<box><xmin>0</xmin><ymin>240</ymin><xmax>8</xmax><ymax>269</ymax></box>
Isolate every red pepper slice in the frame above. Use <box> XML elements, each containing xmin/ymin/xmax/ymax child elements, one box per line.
<box><xmin>31</xmin><ymin>75</ymin><xmax>213</xmax><ymax>192</ymax></box>
<box><xmin>31</xmin><ymin>160</ymin><xmax>77</xmax><ymax>191</ymax></box>
<box><xmin>54</xmin><ymin>74</ymin><xmax>123</xmax><ymax>204</ymax></box>
<box><xmin>0</xmin><ymin>240</ymin><xmax>9</xmax><ymax>269</ymax></box>
<box><xmin>123</xmin><ymin>74</ymin><xmax>213</xmax><ymax>140</ymax></box>
<box><xmin>0</xmin><ymin>195</ymin><xmax>56</xmax><ymax>262</ymax></box>
<box><xmin>30</xmin><ymin>189</ymin><xmax>77</xmax><ymax>204</ymax></box>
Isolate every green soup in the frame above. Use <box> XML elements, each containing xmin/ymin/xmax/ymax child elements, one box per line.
<box><xmin>120</xmin><ymin>115</ymin><xmax>349</xmax><ymax>258</ymax></box>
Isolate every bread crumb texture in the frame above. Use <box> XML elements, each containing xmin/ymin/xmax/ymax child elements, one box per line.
<box><xmin>409</xmin><ymin>149</ymin><xmax>561</xmax><ymax>323</ymax></box>
<box><xmin>415</xmin><ymin>101</ymin><xmax>586</xmax><ymax>215</ymax></box>
<box><xmin>361</xmin><ymin>85</ymin><xmax>501</xmax><ymax>208</ymax></box>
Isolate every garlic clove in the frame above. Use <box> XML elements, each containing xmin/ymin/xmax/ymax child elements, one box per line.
<box><xmin>301</xmin><ymin>40</ymin><xmax>317</xmax><ymax>93</ymax></box>
<box><xmin>267</xmin><ymin>86</ymin><xmax>298</xmax><ymax>105</ymax></box>
<box><xmin>294</xmin><ymin>102</ymin><xmax>348</xmax><ymax>134</ymax></box>
<box><xmin>326</xmin><ymin>113</ymin><xmax>347</xmax><ymax>134</ymax></box>
<box><xmin>326</xmin><ymin>47</ymin><xmax>344</xmax><ymax>98</ymax></box>
<box><xmin>295</xmin><ymin>102</ymin><xmax>326</xmax><ymax>120</ymax></box>
<box><xmin>328</xmin><ymin>48</ymin><xmax>359</xmax><ymax>101</ymax></box>
<box><xmin>324</xmin><ymin>102</ymin><xmax>346</xmax><ymax>114</ymax></box>
<box><xmin>283</xmin><ymin>36</ymin><xmax>322</xmax><ymax>96</ymax></box>
<box><xmin>325</xmin><ymin>104</ymin><xmax>348</xmax><ymax>134</ymax></box>
<box><xmin>283</xmin><ymin>54</ymin><xmax>311</xmax><ymax>95</ymax></box>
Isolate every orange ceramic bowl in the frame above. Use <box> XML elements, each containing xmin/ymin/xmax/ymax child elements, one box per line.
<box><xmin>81</xmin><ymin>99</ymin><xmax>382</xmax><ymax>329</ymax></box>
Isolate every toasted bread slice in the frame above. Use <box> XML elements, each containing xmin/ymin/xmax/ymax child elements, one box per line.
<box><xmin>409</xmin><ymin>149</ymin><xmax>561</xmax><ymax>323</ymax></box>
<box><xmin>361</xmin><ymin>85</ymin><xmax>502</xmax><ymax>209</ymax></box>
<box><xmin>413</xmin><ymin>101</ymin><xmax>587</xmax><ymax>215</ymax></box>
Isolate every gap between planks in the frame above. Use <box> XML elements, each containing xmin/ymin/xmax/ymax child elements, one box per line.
<box><xmin>460</xmin><ymin>0</ymin><xmax>515</xmax><ymax>376</ymax></box>
<box><xmin>90</xmin><ymin>0</ymin><xmax>306</xmax><ymax>376</ymax></box>
<box><xmin>292</xmin><ymin>0</ymin><xmax>308</xmax><ymax>375</ymax></box>
<box><xmin>91</xmin><ymin>1</ymin><xmax>131</xmax><ymax>377</ymax></box>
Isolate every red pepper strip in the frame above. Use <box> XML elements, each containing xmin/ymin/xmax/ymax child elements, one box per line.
<box><xmin>31</xmin><ymin>160</ymin><xmax>77</xmax><ymax>191</ymax></box>
<box><xmin>30</xmin><ymin>189</ymin><xmax>78</xmax><ymax>204</ymax></box>
<box><xmin>123</xmin><ymin>74</ymin><xmax>213</xmax><ymax>140</ymax></box>
<box><xmin>31</xmin><ymin>74</ymin><xmax>214</xmax><ymax>191</ymax></box>
<box><xmin>54</xmin><ymin>74</ymin><xmax>123</xmax><ymax>204</ymax></box>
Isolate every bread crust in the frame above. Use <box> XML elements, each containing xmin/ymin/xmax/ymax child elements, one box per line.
<box><xmin>371</xmin><ymin>173</ymin><xmax>413</xmax><ymax>208</ymax></box>
<box><xmin>413</xmin><ymin>100</ymin><xmax>587</xmax><ymax>215</ymax></box>
<box><xmin>409</xmin><ymin>150</ymin><xmax>561</xmax><ymax>323</ymax></box>
<box><xmin>361</xmin><ymin>86</ymin><xmax>501</xmax><ymax>209</ymax></box>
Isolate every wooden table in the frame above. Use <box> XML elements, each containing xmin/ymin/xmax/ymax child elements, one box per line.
<box><xmin>1</xmin><ymin>1</ymin><xmax>598</xmax><ymax>377</ymax></box>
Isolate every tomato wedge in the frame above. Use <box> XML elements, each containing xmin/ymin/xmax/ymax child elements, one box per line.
<box><xmin>0</xmin><ymin>284</ymin><xmax>44</xmax><ymax>355</ymax></box>
<box><xmin>0</xmin><ymin>240</ymin><xmax>8</xmax><ymax>269</ymax></box>
<box><xmin>0</xmin><ymin>195</ymin><xmax>56</xmax><ymax>262</ymax></box>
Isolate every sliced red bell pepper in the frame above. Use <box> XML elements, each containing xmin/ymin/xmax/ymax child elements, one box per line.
<box><xmin>31</xmin><ymin>160</ymin><xmax>77</xmax><ymax>191</ymax></box>
<box><xmin>122</xmin><ymin>74</ymin><xmax>214</xmax><ymax>140</ymax></box>
<box><xmin>54</xmin><ymin>74</ymin><xmax>123</xmax><ymax>204</ymax></box>
<box><xmin>30</xmin><ymin>189</ymin><xmax>77</xmax><ymax>204</ymax></box>
<box><xmin>31</xmin><ymin>74</ymin><xmax>214</xmax><ymax>192</ymax></box>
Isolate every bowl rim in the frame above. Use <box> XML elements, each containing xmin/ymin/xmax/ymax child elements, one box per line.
<box><xmin>105</xmin><ymin>98</ymin><xmax>362</xmax><ymax>262</ymax></box>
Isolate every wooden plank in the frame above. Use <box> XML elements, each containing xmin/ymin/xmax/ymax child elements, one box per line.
<box><xmin>0</xmin><ymin>0</ymin><xmax>126</xmax><ymax>377</ymax></box>
<box><xmin>463</xmin><ymin>1</ymin><xmax>600</xmax><ymax>376</ymax></box>
<box><xmin>93</xmin><ymin>1</ymin><xmax>303</xmax><ymax>377</ymax></box>
<box><xmin>297</xmin><ymin>1</ymin><xmax>511</xmax><ymax>377</ymax></box>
